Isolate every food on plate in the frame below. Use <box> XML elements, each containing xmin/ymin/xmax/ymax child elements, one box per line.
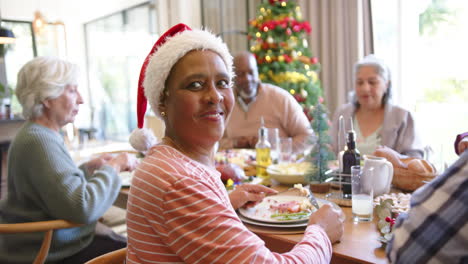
<box><xmin>216</xmin><ymin>163</ymin><xmax>247</xmax><ymax>183</ymax></box>
<box><xmin>241</xmin><ymin>184</ymin><xmax>314</xmax><ymax>221</ymax></box>
<box><xmin>374</xmin><ymin>193</ymin><xmax>411</xmax><ymax>214</ymax></box>
<box><xmin>273</xmin><ymin>162</ymin><xmax>312</xmax><ymax>175</ymax></box>
<box><xmin>215</xmin><ymin>149</ymin><xmax>255</xmax><ymax>168</ymax></box>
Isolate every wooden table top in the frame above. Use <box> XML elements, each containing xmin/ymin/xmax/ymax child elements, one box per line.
<box><xmin>118</xmin><ymin>185</ymin><xmax>388</xmax><ymax>264</ymax></box>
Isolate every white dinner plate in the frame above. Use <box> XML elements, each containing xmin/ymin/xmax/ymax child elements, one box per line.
<box><xmin>238</xmin><ymin>214</ymin><xmax>308</xmax><ymax>228</ymax></box>
<box><xmin>238</xmin><ymin>195</ymin><xmax>327</xmax><ymax>224</ymax></box>
<box><xmin>119</xmin><ymin>171</ymin><xmax>134</xmax><ymax>187</ymax></box>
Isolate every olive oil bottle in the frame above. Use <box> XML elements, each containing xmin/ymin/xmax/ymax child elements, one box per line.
<box><xmin>256</xmin><ymin>117</ymin><xmax>271</xmax><ymax>185</ymax></box>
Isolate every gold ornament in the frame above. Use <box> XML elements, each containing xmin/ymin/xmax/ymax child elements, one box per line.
<box><xmin>281</xmin><ymin>1</ymin><xmax>286</xmax><ymax>7</ymax></box>
<box><xmin>304</xmin><ymin>64</ymin><xmax>310</xmax><ymax>70</ymax></box>
<box><xmin>301</xmin><ymin>89</ymin><xmax>308</xmax><ymax>97</ymax></box>
<box><xmin>255</xmin><ymin>32</ymin><xmax>261</xmax><ymax>38</ymax></box>
<box><xmin>290</xmin><ymin>89</ymin><xmax>296</xmax><ymax>94</ymax></box>
<box><xmin>278</xmin><ymin>55</ymin><xmax>285</xmax><ymax>62</ymax></box>
<box><xmin>265</xmin><ymin>55</ymin><xmax>272</xmax><ymax>62</ymax></box>
<box><xmin>266</xmin><ymin>36</ymin><xmax>274</xmax><ymax>43</ymax></box>
<box><xmin>297</xmin><ymin>51</ymin><xmax>302</xmax><ymax>56</ymax></box>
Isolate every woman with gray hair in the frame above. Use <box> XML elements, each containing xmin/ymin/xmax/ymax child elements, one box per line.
<box><xmin>0</xmin><ymin>56</ymin><xmax>138</xmax><ymax>263</ymax></box>
<box><xmin>330</xmin><ymin>54</ymin><xmax>424</xmax><ymax>158</ymax></box>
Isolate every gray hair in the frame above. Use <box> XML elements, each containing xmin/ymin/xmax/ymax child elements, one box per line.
<box><xmin>16</xmin><ymin>56</ymin><xmax>79</xmax><ymax>119</ymax></box>
<box><xmin>352</xmin><ymin>54</ymin><xmax>392</xmax><ymax>106</ymax></box>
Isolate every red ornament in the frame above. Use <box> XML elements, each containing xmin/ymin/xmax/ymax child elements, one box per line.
<box><xmin>311</xmin><ymin>57</ymin><xmax>319</xmax><ymax>64</ymax></box>
<box><xmin>286</xmin><ymin>28</ymin><xmax>292</xmax><ymax>35</ymax></box>
<box><xmin>319</xmin><ymin>97</ymin><xmax>324</xmax><ymax>103</ymax></box>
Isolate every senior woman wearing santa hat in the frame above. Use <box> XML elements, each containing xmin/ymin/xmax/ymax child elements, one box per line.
<box><xmin>126</xmin><ymin>23</ymin><xmax>343</xmax><ymax>263</ymax></box>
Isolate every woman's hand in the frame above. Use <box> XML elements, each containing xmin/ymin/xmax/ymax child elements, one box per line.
<box><xmin>84</xmin><ymin>154</ymin><xmax>113</xmax><ymax>174</ymax></box>
<box><xmin>106</xmin><ymin>153</ymin><xmax>139</xmax><ymax>173</ymax></box>
<box><xmin>308</xmin><ymin>204</ymin><xmax>344</xmax><ymax>244</ymax></box>
<box><xmin>229</xmin><ymin>183</ymin><xmax>277</xmax><ymax>210</ymax></box>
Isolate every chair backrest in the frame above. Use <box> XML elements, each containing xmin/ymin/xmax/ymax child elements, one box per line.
<box><xmin>0</xmin><ymin>219</ymin><xmax>81</xmax><ymax>264</ymax></box>
<box><xmin>85</xmin><ymin>247</ymin><xmax>127</xmax><ymax>264</ymax></box>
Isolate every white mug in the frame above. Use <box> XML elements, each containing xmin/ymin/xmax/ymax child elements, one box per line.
<box><xmin>363</xmin><ymin>155</ymin><xmax>394</xmax><ymax>196</ymax></box>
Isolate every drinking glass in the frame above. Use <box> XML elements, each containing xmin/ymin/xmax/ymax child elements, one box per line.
<box><xmin>351</xmin><ymin>165</ymin><xmax>374</xmax><ymax>222</ymax></box>
<box><xmin>268</xmin><ymin>128</ymin><xmax>280</xmax><ymax>164</ymax></box>
<box><xmin>279</xmin><ymin>137</ymin><xmax>293</xmax><ymax>163</ymax></box>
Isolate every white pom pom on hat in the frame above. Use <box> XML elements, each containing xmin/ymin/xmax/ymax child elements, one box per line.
<box><xmin>129</xmin><ymin>23</ymin><xmax>233</xmax><ymax>152</ymax></box>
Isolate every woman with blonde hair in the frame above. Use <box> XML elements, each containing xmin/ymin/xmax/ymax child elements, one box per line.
<box><xmin>0</xmin><ymin>56</ymin><xmax>138</xmax><ymax>263</ymax></box>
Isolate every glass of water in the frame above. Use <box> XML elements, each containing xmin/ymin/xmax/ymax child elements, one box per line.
<box><xmin>351</xmin><ymin>165</ymin><xmax>374</xmax><ymax>222</ymax></box>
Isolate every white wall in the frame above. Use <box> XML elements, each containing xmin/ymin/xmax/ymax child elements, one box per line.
<box><xmin>1</xmin><ymin>0</ymin><xmax>150</xmax><ymax>96</ymax></box>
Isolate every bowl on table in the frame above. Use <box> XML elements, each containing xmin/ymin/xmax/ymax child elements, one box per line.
<box><xmin>267</xmin><ymin>162</ymin><xmax>314</xmax><ymax>185</ymax></box>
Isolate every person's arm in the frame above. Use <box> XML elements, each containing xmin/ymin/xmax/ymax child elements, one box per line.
<box><xmin>161</xmin><ymin>178</ymin><xmax>333</xmax><ymax>263</ymax></box>
<box><xmin>392</xmin><ymin>110</ymin><xmax>424</xmax><ymax>158</ymax></box>
<box><xmin>24</xmin><ymin>133</ymin><xmax>122</xmax><ymax>223</ymax></box>
<box><xmin>454</xmin><ymin>132</ymin><xmax>468</xmax><ymax>155</ymax></box>
<box><xmin>387</xmin><ymin>152</ymin><xmax>468</xmax><ymax>263</ymax></box>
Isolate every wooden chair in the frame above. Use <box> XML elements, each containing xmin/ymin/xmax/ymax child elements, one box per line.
<box><xmin>85</xmin><ymin>247</ymin><xmax>126</xmax><ymax>264</ymax></box>
<box><xmin>0</xmin><ymin>219</ymin><xmax>81</xmax><ymax>264</ymax></box>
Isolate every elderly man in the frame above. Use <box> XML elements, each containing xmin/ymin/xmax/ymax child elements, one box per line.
<box><xmin>220</xmin><ymin>51</ymin><xmax>313</xmax><ymax>154</ymax></box>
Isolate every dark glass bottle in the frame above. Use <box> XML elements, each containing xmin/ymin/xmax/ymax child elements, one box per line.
<box><xmin>341</xmin><ymin>130</ymin><xmax>360</xmax><ymax>198</ymax></box>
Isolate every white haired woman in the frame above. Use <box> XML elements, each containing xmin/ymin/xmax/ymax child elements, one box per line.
<box><xmin>0</xmin><ymin>56</ymin><xmax>138</xmax><ymax>263</ymax></box>
<box><xmin>126</xmin><ymin>24</ymin><xmax>343</xmax><ymax>263</ymax></box>
<box><xmin>330</xmin><ymin>54</ymin><xmax>424</xmax><ymax>158</ymax></box>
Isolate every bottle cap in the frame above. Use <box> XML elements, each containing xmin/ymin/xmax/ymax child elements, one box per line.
<box><xmin>347</xmin><ymin>130</ymin><xmax>356</xmax><ymax>143</ymax></box>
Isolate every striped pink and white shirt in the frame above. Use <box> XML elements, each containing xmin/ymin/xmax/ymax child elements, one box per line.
<box><xmin>126</xmin><ymin>145</ymin><xmax>332</xmax><ymax>263</ymax></box>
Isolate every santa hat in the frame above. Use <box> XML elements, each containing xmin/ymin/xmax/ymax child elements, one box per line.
<box><xmin>129</xmin><ymin>23</ymin><xmax>233</xmax><ymax>152</ymax></box>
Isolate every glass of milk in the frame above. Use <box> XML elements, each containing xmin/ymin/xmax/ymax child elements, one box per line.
<box><xmin>351</xmin><ymin>165</ymin><xmax>374</xmax><ymax>222</ymax></box>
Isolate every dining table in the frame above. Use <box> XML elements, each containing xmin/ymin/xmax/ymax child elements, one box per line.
<box><xmin>117</xmin><ymin>183</ymin><xmax>389</xmax><ymax>264</ymax></box>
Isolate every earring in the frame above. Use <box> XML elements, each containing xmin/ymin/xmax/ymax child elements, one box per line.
<box><xmin>161</xmin><ymin>111</ymin><xmax>166</xmax><ymax>117</ymax></box>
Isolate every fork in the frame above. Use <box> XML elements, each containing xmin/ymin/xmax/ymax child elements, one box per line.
<box><xmin>307</xmin><ymin>186</ymin><xmax>320</xmax><ymax>210</ymax></box>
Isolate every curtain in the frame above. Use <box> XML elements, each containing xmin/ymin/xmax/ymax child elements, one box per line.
<box><xmin>298</xmin><ymin>0</ymin><xmax>373</xmax><ymax>116</ymax></box>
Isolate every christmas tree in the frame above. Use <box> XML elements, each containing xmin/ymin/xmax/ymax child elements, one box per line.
<box><xmin>308</xmin><ymin>102</ymin><xmax>336</xmax><ymax>183</ymax></box>
<box><xmin>247</xmin><ymin>0</ymin><xmax>320</xmax><ymax>120</ymax></box>
<box><xmin>248</xmin><ymin>0</ymin><xmax>335</xmax><ymax>182</ymax></box>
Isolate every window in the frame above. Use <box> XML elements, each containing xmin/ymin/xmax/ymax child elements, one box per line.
<box><xmin>2</xmin><ymin>20</ymin><xmax>36</xmax><ymax>114</ymax></box>
<box><xmin>372</xmin><ymin>0</ymin><xmax>468</xmax><ymax>167</ymax></box>
<box><xmin>84</xmin><ymin>2</ymin><xmax>157</xmax><ymax>140</ymax></box>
